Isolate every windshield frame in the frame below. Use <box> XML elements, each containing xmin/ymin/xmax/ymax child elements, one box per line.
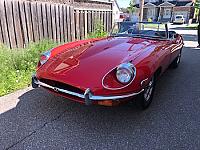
<box><xmin>110</xmin><ymin>22</ymin><xmax>170</xmax><ymax>40</ymax></box>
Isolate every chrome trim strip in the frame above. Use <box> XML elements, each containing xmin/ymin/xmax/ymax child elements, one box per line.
<box><xmin>141</xmin><ymin>78</ymin><xmax>149</xmax><ymax>86</ymax></box>
<box><xmin>89</xmin><ymin>89</ymin><xmax>144</xmax><ymax>100</ymax></box>
<box><xmin>171</xmin><ymin>43</ymin><xmax>183</xmax><ymax>53</ymax></box>
<box><xmin>35</xmin><ymin>80</ymin><xmax>143</xmax><ymax>101</ymax></box>
<box><xmin>37</xmin><ymin>81</ymin><xmax>85</xmax><ymax>99</ymax></box>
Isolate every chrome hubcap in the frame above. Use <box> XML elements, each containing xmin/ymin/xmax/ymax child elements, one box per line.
<box><xmin>144</xmin><ymin>78</ymin><xmax>154</xmax><ymax>101</ymax></box>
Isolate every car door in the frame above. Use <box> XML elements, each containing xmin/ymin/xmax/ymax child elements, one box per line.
<box><xmin>169</xmin><ymin>34</ymin><xmax>183</xmax><ymax>64</ymax></box>
<box><xmin>157</xmin><ymin>41</ymin><xmax>172</xmax><ymax>71</ymax></box>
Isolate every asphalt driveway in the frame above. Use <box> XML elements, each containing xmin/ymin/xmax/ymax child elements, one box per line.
<box><xmin>0</xmin><ymin>28</ymin><xmax>200</xmax><ymax>150</ymax></box>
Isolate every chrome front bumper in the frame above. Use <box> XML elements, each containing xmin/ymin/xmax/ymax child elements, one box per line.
<box><xmin>32</xmin><ymin>75</ymin><xmax>144</xmax><ymax>105</ymax></box>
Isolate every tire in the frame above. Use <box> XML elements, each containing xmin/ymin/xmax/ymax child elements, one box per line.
<box><xmin>136</xmin><ymin>76</ymin><xmax>156</xmax><ymax>110</ymax></box>
<box><xmin>171</xmin><ymin>50</ymin><xmax>182</xmax><ymax>69</ymax></box>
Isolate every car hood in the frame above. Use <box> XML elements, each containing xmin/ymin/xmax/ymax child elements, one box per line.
<box><xmin>37</xmin><ymin>37</ymin><xmax>161</xmax><ymax>90</ymax></box>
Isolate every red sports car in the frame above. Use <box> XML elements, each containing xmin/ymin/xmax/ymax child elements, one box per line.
<box><xmin>32</xmin><ymin>22</ymin><xmax>184</xmax><ymax>109</ymax></box>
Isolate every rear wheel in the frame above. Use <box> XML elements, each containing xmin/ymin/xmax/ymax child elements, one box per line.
<box><xmin>136</xmin><ymin>76</ymin><xmax>155</xmax><ymax>110</ymax></box>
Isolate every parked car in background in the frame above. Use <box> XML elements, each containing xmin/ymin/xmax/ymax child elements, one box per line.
<box><xmin>119</xmin><ymin>13</ymin><xmax>130</xmax><ymax>22</ymax></box>
<box><xmin>32</xmin><ymin>22</ymin><xmax>183</xmax><ymax>110</ymax></box>
<box><xmin>174</xmin><ymin>15</ymin><xmax>185</xmax><ymax>24</ymax></box>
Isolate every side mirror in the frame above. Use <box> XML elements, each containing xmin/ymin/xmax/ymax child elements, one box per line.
<box><xmin>174</xmin><ymin>34</ymin><xmax>179</xmax><ymax>38</ymax></box>
<box><xmin>171</xmin><ymin>34</ymin><xmax>179</xmax><ymax>44</ymax></box>
<box><xmin>172</xmin><ymin>40</ymin><xmax>178</xmax><ymax>44</ymax></box>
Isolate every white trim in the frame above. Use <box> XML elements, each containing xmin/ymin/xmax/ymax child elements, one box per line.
<box><xmin>159</xmin><ymin>2</ymin><xmax>175</xmax><ymax>7</ymax></box>
<box><xmin>144</xmin><ymin>2</ymin><xmax>156</xmax><ymax>8</ymax></box>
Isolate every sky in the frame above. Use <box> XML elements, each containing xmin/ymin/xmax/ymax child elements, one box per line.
<box><xmin>117</xmin><ymin>0</ymin><xmax>131</xmax><ymax>8</ymax></box>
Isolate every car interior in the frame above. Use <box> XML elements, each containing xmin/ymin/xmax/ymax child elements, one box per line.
<box><xmin>126</xmin><ymin>29</ymin><xmax>177</xmax><ymax>39</ymax></box>
<box><xmin>116</xmin><ymin>22</ymin><xmax>178</xmax><ymax>40</ymax></box>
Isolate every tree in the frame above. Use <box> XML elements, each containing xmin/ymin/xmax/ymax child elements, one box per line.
<box><xmin>127</xmin><ymin>1</ymin><xmax>136</xmax><ymax>14</ymax></box>
<box><xmin>139</xmin><ymin>0</ymin><xmax>144</xmax><ymax>22</ymax></box>
<box><xmin>120</xmin><ymin>7</ymin><xmax>129</xmax><ymax>13</ymax></box>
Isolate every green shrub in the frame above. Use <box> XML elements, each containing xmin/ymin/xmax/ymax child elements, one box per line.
<box><xmin>185</xmin><ymin>24</ymin><xmax>198</xmax><ymax>30</ymax></box>
<box><xmin>0</xmin><ymin>40</ymin><xmax>57</xmax><ymax>96</ymax></box>
<box><xmin>88</xmin><ymin>21</ymin><xmax>108</xmax><ymax>38</ymax></box>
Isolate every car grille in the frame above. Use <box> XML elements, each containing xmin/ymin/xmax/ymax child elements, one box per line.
<box><xmin>40</xmin><ymin>78</ymin><xmax>84</xmax><ymax>95</ymax></box>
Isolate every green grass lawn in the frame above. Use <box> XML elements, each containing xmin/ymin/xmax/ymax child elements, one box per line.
<box><xmin>143</xmin><ymin>24</ymin><xmax>165</xmax><ymax>29</ymax></box>
<box><xmin>0</xmin><ymin>40</ymin><xmax>57</xmax><ymax>96</ymax></box>
<box><xmin>185</xmin><ymin>23</ymin><xmax>198</xmax><ymax>30</ymax></box>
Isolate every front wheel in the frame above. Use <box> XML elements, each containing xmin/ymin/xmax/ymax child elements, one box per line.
<box><xmin>136</xmin><ymin>76</ymin><xmax>155</xmax><ymax>110</ymax></box>
<box><xmin>171</xmin><ymin>50</ymin><xmax>182</xmax><ymax>69</ymax></box>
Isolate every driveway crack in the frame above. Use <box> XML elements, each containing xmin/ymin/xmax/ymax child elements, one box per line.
<box><xmin>5</xmin><ymin>109</ymin><xmax>68</xmax><ymax>150</ymax></box>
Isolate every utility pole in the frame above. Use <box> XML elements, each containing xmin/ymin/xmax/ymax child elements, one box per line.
<box><xmin>198</xmin><ymin>10</ymin><xmax>200</xmax><ymax>47</ymax></box>
<box><xmin>139</xmin><ymin>0</ymin><xmax>144</xmax><ymax>22</ymax></box>
<box><xmin>195</xmin><ymin>0</ymin><xmax>200</xmax><ymax>47</ymax></box>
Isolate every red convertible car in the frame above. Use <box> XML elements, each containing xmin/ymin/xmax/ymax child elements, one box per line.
<box><xmin>32</xmin><ymin>22</ymin><xmax>184</xmax><ymax>109</ymax></box>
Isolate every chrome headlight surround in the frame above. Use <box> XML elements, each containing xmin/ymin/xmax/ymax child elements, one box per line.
<box><xmin>39</xmin><ymin>50</ymin><xmax>52</xmax><ymax>66</ymax></box>
<box><xmin>116</xmin><ymin>63</ymin><xmax>136</xmax><ymax>84</ymax></box>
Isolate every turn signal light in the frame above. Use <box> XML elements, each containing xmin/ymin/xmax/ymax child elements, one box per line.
<box><xmin>98</xmin><ymin>100</ymin><xmax>120</xmax><ymax>106</ymax></box>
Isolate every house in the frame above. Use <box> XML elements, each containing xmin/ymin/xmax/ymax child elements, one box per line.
<box><xmin>110</xmin><ymin>0</ymin><xmax>123</xmax><ymax>22</ymax></box>
<box><xmin>134</xmin><ymin>0</ymin><xmax>196</xmax><ymax>23</ymax></box>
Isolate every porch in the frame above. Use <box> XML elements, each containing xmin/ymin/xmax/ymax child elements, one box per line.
<box><xmin>158</xmin><ymin>2</ymin><xmax>175</xmax><ymax>22</ymax></box>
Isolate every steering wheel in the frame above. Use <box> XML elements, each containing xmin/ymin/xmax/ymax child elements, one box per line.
<box><xmin>154</xmin><ymin>31</ymin><xmax>161</xmax><ymax>37</ymax></box>
<box><xmin>127</xmin><ymin>28</ymin><xmax>134</xmax><ymax>34</ymax></box>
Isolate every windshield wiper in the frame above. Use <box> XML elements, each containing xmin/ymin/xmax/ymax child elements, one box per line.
<box><xmin>110</xmin><ymin>34</ymin><xmax>134</xmax><ymax>38</ymax></box>
<box><xmin>141</xmin><ymin>35</ymin><xmax>167</xmax><ymax>40</ymax></box>
<box><xmin>131</xmin><ymin>34</ymin><xmax>142</xmax><ymax>38</ymax></box>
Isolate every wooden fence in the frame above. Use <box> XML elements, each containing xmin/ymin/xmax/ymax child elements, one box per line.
<box><xmin>0</xmin><ymin>0</ymin><xmax>112</xmax><ymax>48</ymax></box>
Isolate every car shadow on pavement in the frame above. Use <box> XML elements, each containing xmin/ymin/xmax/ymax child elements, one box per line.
<box><xmin>0</xmin><ymin>66</ymin><xmax>178</xmax><ymax>148</ymax></box>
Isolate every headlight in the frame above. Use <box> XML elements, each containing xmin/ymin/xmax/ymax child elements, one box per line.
<box><xmin>116</xmin><ymin>63</ymin><xmax>135</xmax><ymax>84</ymax></box>
<box><xmin>39</xmin><ymin>50</ymin><xmax>51</xmax><ymax>65</ymax></box>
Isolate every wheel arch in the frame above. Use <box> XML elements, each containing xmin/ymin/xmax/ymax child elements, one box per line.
<box><xmin>154</xmin><ymin>67</ymin><xmax>162</xmax><ymax>80</ymax></box>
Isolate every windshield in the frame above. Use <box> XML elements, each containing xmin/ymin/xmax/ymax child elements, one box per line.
<box><xmin>176</xmin><ymin>16</ymin><xmax>183</xmax><ymax>19</ymax></box>
<box><xmin>111</xmin><ymin>22</ymin><xmax>168</xmax><ymax>39</ymax></box>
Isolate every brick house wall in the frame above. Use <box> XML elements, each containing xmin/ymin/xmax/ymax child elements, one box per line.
<box><xmin>173</xmin><ymin>6</ymin><xmax>191</xmax><ymax>12</ymax></box>
<box><xmin>173</xmin><ymin>6</ymin><xmax>195</xmax><ymax>21</ymax></box>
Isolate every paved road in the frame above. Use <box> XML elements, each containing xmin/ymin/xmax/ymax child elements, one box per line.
<box><xmin>1</xmin><ymin>28</ymin><xmax>200</xmax><ymax>150</ymax></box>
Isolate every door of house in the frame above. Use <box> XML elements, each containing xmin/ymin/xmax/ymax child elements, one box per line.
<box><xmin>163</xmin><ymin>8</ymin><xmax>171</xmax><ymax>18</ymax></box>
<box><xmin>147</xmin><ymin>8</ymin><xmax>155</xmax><ymax>20</ymax></box>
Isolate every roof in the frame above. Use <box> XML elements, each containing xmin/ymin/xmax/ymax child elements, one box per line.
<box><xmin>134</xmin><ymin>2</ymin><xmax>162</xmax><ymax>8</ymax></box>
<box><xmin>134</xmin><ymin>1</ymin><xmax>194</xmax><ymax>8</ymax></box>
<box><xmin>114</xmin><ymin>0</ymin><xmax>120</xmax><ymax>10</ymax></box>
<box><xmin>109</xmin><ymin>0</ymin><xmax>120</xmax><ymax>10</ymax></box>
<box><xmin>169</xmin><ymin>1</ymin><xmax>194</xmax><ymax>6</ymax></box>
<box><xmin>144</xmin><ymin>2</ymin><xmax>156</xmax><ymax>8</ymax></box>
<box><xmin>159</xmin><ymin>2</ymin><xmax>175</xmax><ymax>7</ymax></box>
